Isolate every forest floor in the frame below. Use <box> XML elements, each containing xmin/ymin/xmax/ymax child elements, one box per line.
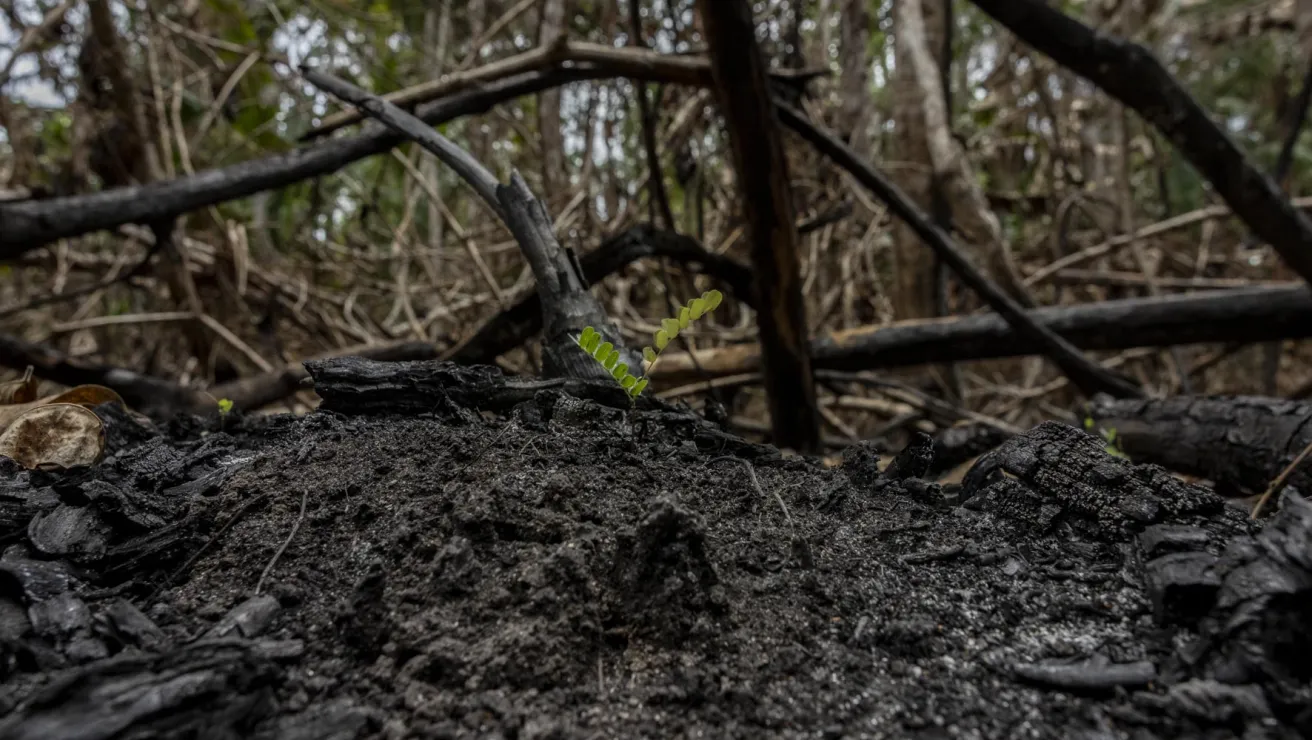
<box><xmin>1</xmin><ymin>373</ymin><xmax>1309</xmax><ymax>739</ymax></box>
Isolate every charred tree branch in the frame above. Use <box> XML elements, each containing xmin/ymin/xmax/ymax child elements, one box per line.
<box><xmin>649</xmin><ymin>286</ymin><xmax>1312</xmax><ymax>384</ymax></box>
<box><xmin>300</xmin><ymin>66</ymin><xmax>635</xmax><ymax>381</ymax></box>
<box><xmin>0</xmin><ymin>53</ymin><xmax>821</xmax><ymax>258</ymax></box>
<box><xmin>774</xmin><ymin>103</ymin><xmax>1144</xmax><ymax>399</ymax></box>
<box><xmin>967</xmin><ymin>0</ymin><xmax>1312</xmax><ymax>288</ymax></box>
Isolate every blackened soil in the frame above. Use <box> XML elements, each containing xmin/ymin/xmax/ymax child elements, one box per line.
<box><xmin>2</xmin><ymin>392</ymin><xmax>1308</xmax><ymax>739</ymax></box>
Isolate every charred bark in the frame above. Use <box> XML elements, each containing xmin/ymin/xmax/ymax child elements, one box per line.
<box><xmin>651</xmin><ymin>285</ymin><xmax>1312</xmax><ymax>383</ymax></box>
<box><xmin>697</xmin><ymin>0</ymin><xmax>822</xmax><ymax>453</ymax></box>
<box><xmin>960</xmin><ymin>421</ymin><xmax>1249</xmax><ymax>541</ymax></box>
<box><xmin>305</xmin><ymin>356</ymin><xmax>667</xmax><ymax>417</ymax></box>
<box><xmin>301</xmin><ymin>66</ymin><xmax>637</xmax><ymax>382</ymax></box>
<box><xmin>1089</xmin><ymin>395</ymin><xmax>1312</xmax><ymax>496</ymax></box>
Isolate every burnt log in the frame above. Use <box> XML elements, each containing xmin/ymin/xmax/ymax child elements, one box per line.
<box><xmin>652</xmin><ymin>285</ymin><xmax>1312</xmax><ymax>383</ymax></box>
<box><xmin>1089</xmin><ymin>395</ymin><xmax>1312</xmax><ymax>496</ymax></box>
<box><xmin>960</xmin><ymin>421</ymin><xmax>1252</xmax><ymax>542</ymax></box>
<box><xmin>305</xmin><ymin>356</ymin><xmax>653</xmax><ymax>417</ymax></box>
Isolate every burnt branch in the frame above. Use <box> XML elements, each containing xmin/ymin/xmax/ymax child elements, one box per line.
<box><xmin>300</xmin><ymin>66</ymin><xmax>634</xmax><ymax>382</ymax></box>
<box><xmin>774</xmin><ymin>103</ymin><xmax>1144</xmax><ymax>400</ymax></box>
<box><xmin>0</xmin><ymin>53</ymin><xmax>821</xmax><ymax>259</ymax></box>
<box><xmin>651</xmin><ymin>285</ymin><xmax>1312</xmax><ymax>383</ymax></box>
<box><xmin>967</xmin><ymin>0</ymin><xmax>1312</xmax><ymax>287</ymax></box>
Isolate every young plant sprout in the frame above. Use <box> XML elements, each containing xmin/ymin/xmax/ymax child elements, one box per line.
<box><xmin>574</xmin><ymin>289</ymin><xmax>724</xmax><ymax>401</ymax></box>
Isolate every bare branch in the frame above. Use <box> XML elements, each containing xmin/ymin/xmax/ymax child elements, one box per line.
<box><xmin>968</xmin><ymin>0</ymin><xmax>1312</xmax><ymax>288</ymax></box>
<box><xmin>774</xmin><ymin>102</ymin><xmax>1144</xmax><ymax>399</ymax></box>
<box><xmin>299</xmin><ymin>66</ymin><xmax>505</xmax><ymax>220</ymax></box>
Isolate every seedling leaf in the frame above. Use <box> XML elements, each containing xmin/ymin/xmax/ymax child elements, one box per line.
<box><xmin>689</xmin><ymin>298</ymin><xmax>707</xmax><ymax>320</ymax></box>
<box><xmin>569</xmin><ymin>290</ymin><xmax>727</xmax><ymax>403</ymax></box>
<box><xmin>661</xmin><ymin>317</ymin><xmax>681</xmax><ymax>339</ymax></box>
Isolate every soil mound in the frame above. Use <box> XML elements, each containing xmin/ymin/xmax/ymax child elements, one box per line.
<box><xmin>1</xmin><ymin>377</ymin><xmax>1309</xmax><ymax>738</ymax></box>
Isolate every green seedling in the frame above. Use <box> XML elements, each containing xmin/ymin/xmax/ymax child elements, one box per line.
<box><xmin>574</xmin><ymin>289</ymin><xmax>724</xmax><ymax>402</ymax></box>
<box><xmin>1084</xmin><ymin>416</ymin><xmax>1128</xmax><ymax>459</ymax></box>
<box><xmin>217</xmin><ymin>398</ymin><xmax>234</xmax><ymax>416</ymax></box>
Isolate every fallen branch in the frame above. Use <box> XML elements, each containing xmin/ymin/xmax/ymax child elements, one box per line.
<box><xmin>968</xmin><ymin>0</ymin><xmax>1312</xmax><ymax>288</ymax></box>
<box><xmin>0</xmin><ymin>332</ymin><xmax>211</xmax><ymax>414</ymax></box>
<box><xmin>774</xmin><ymin>103</ymin><xmax>1143</xmax><ymax>399</ymax></box>
<box><xmin>1089</xmin><ymin>395</ymin><xmax>1312</xmax><ymax>500</ymax></box>
<box><xmin>649</xmin><ymin>286</ymin><xmax>1312</xmax><ymax>383</ymax></box>
<box><xmin>0</xmin><ymin>51</ymin><xmax>820</xmax><ymax>258</ymax></box>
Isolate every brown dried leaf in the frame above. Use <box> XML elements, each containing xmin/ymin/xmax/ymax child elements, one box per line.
<box><xmin>0</xmin><ymin>385</ymin><xmax>126</xmax><ymax>434</ymax></box>
<box><xmin>0</xmin><ymin>403</ymin><xmax>106</xmax><ymax>470</ymax></box>
<box><xmin>0</xmin><ymin>366</ymin><xmax>39</xmax><ymax>405</ymax></box>
<box><xmin>44</xmin><ymin>384</ymin><xmax>124</xmax><ymax>408</ymax></box>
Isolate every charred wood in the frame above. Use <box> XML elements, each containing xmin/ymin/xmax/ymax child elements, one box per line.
<box><xmin>1089</xmin><ymin>395</ymin><xmax>1312</xmax><ymax>496</ymax></box>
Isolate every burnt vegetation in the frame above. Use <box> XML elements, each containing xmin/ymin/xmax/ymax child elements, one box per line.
<box><xmin>3</xmin><ymin>0</ymin><xmax>1312</xmax><ymax>737</ymax></box>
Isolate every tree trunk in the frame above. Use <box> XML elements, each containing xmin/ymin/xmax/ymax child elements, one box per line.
<box><xmin>890</xmin><ymin>0</ymin><xmax>948</xmax><ymax>320</ymax></box>
<box><xmin>837</xmin><ymin>0</ymin><xmax>871</xmax><ymax>153</ymax></box>
<box><xmin>86</xmin><ymin>0</ymin><xmax>214</xmax><ymax>373</ymax></box>
<box><xmin>696</xmin><ymin>0</ymin><xmax>822</xmax><ymax>454</ymax></box>
<box><xmin>422</xmin><ymin>1</ymin><xmax>452</xmax><ymax>287</ymax></box>
<box><xmin>536</xmin><ymin>0</ymin><xmax>568</xmax><ymax>198</ymax></box>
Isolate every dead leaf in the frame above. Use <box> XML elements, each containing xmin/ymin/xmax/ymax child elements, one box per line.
<box><xmin>0</xmin><ymin>366</ymin><xmax>38</xmax><ymax>405</ymax></box>
<box><xmin>0</xmin><ymin>384</ymin><xmax>126</xmax><ymax>434</ymax></box>
<box><xmin>0</xmin><ymin>403</ymin><xmax>105</xmax><ymax>470</ymax></box>
<box><xmin>44</xmin><ymin>384</ymin><xmax>123</xmax><ymax>408</ymax></box>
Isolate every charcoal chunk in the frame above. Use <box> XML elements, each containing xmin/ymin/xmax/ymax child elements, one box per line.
<box><xmin>1143</xmin><ymin>551</ymin><xmax>1220</xmax><ymax>626</ymax></box>
<box><xmin>1138</xmin><ymin>525</ymin><xmax>1211</xmax><ymax>559</ymax></box>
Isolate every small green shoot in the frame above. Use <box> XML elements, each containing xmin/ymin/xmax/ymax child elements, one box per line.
<box><xmin>1084</xmin><ymin>416</ymin><xmax>1128</xmax><ymax>459</ymax></box>
<box><xmin>217</xmin><ymin>398</ymin><xmax>234</xmax><ymax>416</ymax></box>
<box><xmin>574</xmin><ymin>289</ymin><xmax>724</xmax><ymax>402</ymax></box>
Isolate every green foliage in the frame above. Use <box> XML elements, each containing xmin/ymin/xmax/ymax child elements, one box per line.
<box><xmin>1083</xmin><ymin>416</ymin><xmax>1128</xmax><ymax>459</ymax></box>
<box><xmin>217</xmin><ymin>398</ymin><xmax>235</xmax><ymax>416</ymax></box>
<box><xmin>573</xmin><ymin>289</ymin><xmax>725</xmax><ymax>402</ymax></box>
